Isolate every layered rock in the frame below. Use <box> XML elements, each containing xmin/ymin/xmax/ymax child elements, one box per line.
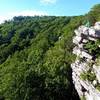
<box><xmin>71</xmin><ymin>22</ymin><xmax>100</xmax><ymax>100</ymax></box>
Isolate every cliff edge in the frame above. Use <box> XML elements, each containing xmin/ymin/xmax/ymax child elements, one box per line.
<box><xmin>71</xmin><ymin>22</ymin><xmax>100</xmax><ymax>100</ymax></box>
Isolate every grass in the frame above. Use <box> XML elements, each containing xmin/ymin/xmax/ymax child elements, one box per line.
<box><xmin>80</xmin><ymin>71</ymin><xmax>96</xmax><ymax>82</ymax></box>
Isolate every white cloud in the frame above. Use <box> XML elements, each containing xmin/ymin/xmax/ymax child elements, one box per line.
<box><xmin>0</xmin><ymin>10</ymin><xmax>48</xmax><ymax>24</ymax></box>
<box><xmin>40</xmin><ymin>0</ymin><xmax>57</xmax><ymax>4</ymax></box>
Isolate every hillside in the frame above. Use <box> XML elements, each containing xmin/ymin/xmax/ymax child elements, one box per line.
<box><xmin>0</xmin><ymin>4</ymin><xmax>100</xmax><ymax>100</ymax></box>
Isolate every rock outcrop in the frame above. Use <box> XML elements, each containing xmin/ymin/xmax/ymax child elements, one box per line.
<box><xmin>71</xmin><ymin>22</ymin><xmax>100</xmax><ymax>100</ymax></box>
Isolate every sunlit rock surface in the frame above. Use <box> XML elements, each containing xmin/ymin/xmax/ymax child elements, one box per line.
<box><xmin>71</xmin><ymin>22</ymin><xmax>100</xmax><ymax>100</ymax></box>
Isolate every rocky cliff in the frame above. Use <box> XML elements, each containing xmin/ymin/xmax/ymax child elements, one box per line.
<box><xmin>71</xmin><ymin>22</ymin><xmax>100</xmax><ymax>100</ymax></box>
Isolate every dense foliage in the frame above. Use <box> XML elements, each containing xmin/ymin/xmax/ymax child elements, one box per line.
<box><xmin>0</xmin><ymin>4</ymin><xmax>100</xmax><ymax>100</ymax></box>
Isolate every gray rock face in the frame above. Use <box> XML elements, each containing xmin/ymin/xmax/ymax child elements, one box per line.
<box><xmin>71</xmin><ymin>22</ymin><xmax>100</xmax><ymax>100</ymax></box>
<box><xmin>93</xmin><ymin>65</ymin><xmax>100</xmax><ymax>83</ymax></box>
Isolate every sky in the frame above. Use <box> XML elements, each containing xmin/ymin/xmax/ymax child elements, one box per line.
<box><xmin>0</xmin><ymin>0</ymin><xmax>100</xmax><ymax>23</ymax></box>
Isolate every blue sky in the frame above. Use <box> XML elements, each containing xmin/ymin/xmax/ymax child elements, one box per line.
<box><xmin>0</xmin><ymin>0</ymin><xmax>100</xmax><ymax>23</ymax></box>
